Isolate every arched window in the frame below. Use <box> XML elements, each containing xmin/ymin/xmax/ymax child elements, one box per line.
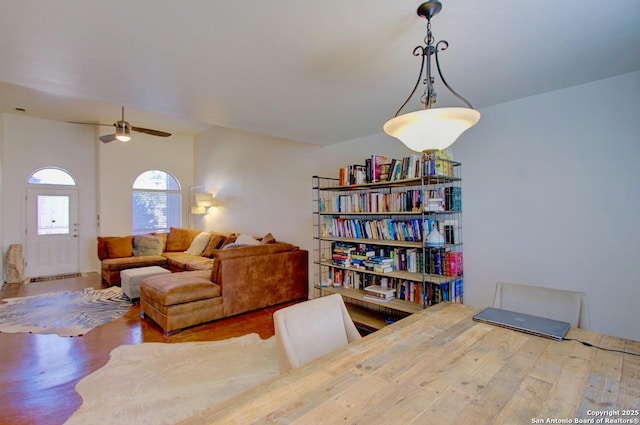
<box><xmin>132</xmin><ymin>170</ymin><xmax>182</xmax><ymax>235</ymax></box>
<box><xmin>28</xmin><ymin>167</ymin><xmax>76</xmax><ymax>186</ymax></box>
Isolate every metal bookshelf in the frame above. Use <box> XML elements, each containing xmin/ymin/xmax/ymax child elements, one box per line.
<box><xmin>312</xmin><ymin>155</ymin><xmax>464</xmax><ymax>330</ymax></box>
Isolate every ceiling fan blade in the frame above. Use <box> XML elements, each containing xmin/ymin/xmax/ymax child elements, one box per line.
<box><xmin>99</xmin><ymin>134</ymin><xmax>118</xmax><ymax>143</ymax></box>
<box><xmin>67</xmin><ymin>121</ymin><xmax>114</xmax><ymax>127</ymax></box>
<box><xmin>132</xmin><ymin>126</ymin><xmax>172</xmax><ymax>137</ymax></box>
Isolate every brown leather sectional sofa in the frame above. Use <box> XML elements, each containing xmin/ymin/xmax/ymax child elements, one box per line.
<box><xmin>97</xmin><ymin>227</ymin><xmax>309</xmax><ymax>334</ymax></box>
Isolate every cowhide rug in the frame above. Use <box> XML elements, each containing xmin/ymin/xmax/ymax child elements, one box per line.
<box><xmin>64</xmin><ymin>333</ymin><xmax>278</xmax><ymax>425</ymax></box>
<box><xmin>0</xmin><ymin>286</ymin><xmax>132</xmax><ymax>337</ymax></box>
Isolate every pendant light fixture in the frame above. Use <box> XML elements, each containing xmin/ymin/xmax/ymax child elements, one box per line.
<box><xmin>383</xmin><ymin>0</ymin><xmax>480</xmax><ymax>152</ymax></box>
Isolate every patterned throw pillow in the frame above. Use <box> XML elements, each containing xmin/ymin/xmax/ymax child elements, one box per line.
<box><xmin>133</xmin><ymin>235</ymin><xmax>163</xmax><ymax>256</ymax></box>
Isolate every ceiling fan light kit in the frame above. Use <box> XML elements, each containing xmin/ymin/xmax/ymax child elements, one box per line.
<box><xmin>115</xmin><ymin>122</ymin><xmax>131</xmax><ymax>142</ymax></box>
<box><xmin>384</xmin><ymin>0</ymin><xmax>480</xmax><ymax>153</ymax></box>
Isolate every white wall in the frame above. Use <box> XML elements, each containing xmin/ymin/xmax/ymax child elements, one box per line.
<box><xmin>195</xmin><ymin>72</ymin><xmax>639</xmax><ymax>341</ymax></box>
<box><xmin>98</xmin><ymin>131</ymin><xmax>195</xmax><ymax>236</ymax></box>
<box><xmin>193</xmin><ymin>127</ymin><xmax>412</xmax><ymax>252</ymax></box>
<box><xmin>453</xmin><ymin>71</ymin><xmax>640</xmax><ymax>340</ymax></box>
<box><xmin>193</xmin><ymin>127</ymin><xmax>411</xmax><ymax>301</ymax></box>
<box><xmin>1</xmin><ymin>114</ymin><xmax>98</xmax><ymax>276</ymax></box>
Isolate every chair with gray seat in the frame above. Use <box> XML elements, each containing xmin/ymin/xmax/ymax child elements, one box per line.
<box><xmin>273</xmin><ymin>293</ymin><xmax>362</xmax><ymax>374</ymax></box>
<box><xmin>493</xmin><ymin>281</ymin><xmax>590</xmax><ymax>329</ymax></box>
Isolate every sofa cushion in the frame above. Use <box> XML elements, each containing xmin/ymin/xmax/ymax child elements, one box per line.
<box><xmin>101</xmin><ymin>255</ymin><xmax>167</xmax><ymax>272</ymax></box>
<box><xmin>186</xmin><ymin>232</ymin><xmax>211</xmax><ymax>255</ymax></box>
<box><xmin>210</xmin><ymin>243</ymin><xmax>296</xmax><ymax>283</ymax></box>
<box><xmin>185</xmin><ymin>257</ymin><xmax>215</xmax><ymax>271</ymax></box>
<box><xmin>105</xmin><ymin>236</ymin><xmax>133</xmax><ymax>258</ymax></box>
<box><xmin>165</xmin><ymin>227</ymin><xmax>203</xmax><ymax>252</ymax></box>
<box><xmin>151</xmin><ymin>232</ymin><xmax>168</xmax><ymax>251</ymax></box>
<box><xmin>213</xmin><ymin>242</ymin><xmax>295</xmax><ymax>260</ymax></box>
<box><xmin>141</xmin><ymin>270</ymin><xmax>220</xmax><ymax>306</ymax></box>
<box><xmin>97</xmin><ymin>236</ymin><xmax>118</xmax><ymax>260</ymax></box>
<box><xmin>210</xmin><ymin>230</ymin><xmax>236</xmax><ymax>238</ymax></box>
<box><xmin>202</xmin><ymin>234</ymin><xmax>226</xmax><ymax>258</ymax></box>
<box><xmin>219</xmin><ymin>234</ymin><xmax>238</xmax><ymax>248</ymax></box>
<box><xmin>163</xmin><ymin>253</ymin><xmax>211</xmax><ymax>271</ymax></box>
<box><xmin>133</xmin><ymin>235</ymin><xmax>164</xmax><ymax>256</ymax></box>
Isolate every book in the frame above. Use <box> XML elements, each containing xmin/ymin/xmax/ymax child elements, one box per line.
<box><xmin>364</xmin><ymin>295</ymin><xmax>395</xmax><ymax>303</ymax></box>
<box><xmin>365</xmin><ymin>255</ymin><xmax>393</xmax><ymax>273</ymax></box>
<box><xmin>371</xmin><ymin>155</ymin><xmax>390</xmax><ymax>183</ymax></box>
<box><xmin>339</xmin><ymin>167</ymin><xmax>348</xmax><ymax>186</ymax></box>
<box><xmin>364</xmin><ymin>285</ymin><xmax>396</xmax><ymax>298</ymax></box>
<box><xmin>391</xmin><ymin>160</ymin><xmax>403</xmax><ymax>181</ymax></box>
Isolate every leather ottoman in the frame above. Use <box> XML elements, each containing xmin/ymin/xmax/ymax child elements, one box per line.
<box><xmin>140</xmin><ymin>270</ymin><xmax>224</xmax><ymax>335</ymax></box>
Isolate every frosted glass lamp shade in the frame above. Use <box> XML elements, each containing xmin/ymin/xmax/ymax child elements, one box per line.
<box><xmin>191</xmin><ymin>206</ymin><xmax>207</xmax><ymax>215</ymax></box>
<box><xmin>384</xmin><ymin>107</ymin><xmax>480</xmax><ymax>152</ymax></box>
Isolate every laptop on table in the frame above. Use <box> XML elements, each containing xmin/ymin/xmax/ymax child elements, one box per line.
<box><xmin>473</xmin><ymin>307</ymin><xmax>570</xmax><ymax>341</ymax></box>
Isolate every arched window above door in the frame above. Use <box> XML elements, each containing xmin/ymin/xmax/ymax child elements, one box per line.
<box><xmin>28</xmin><ymin>168</ymin><xmax>76</xmax><ymax>186</ymax></box>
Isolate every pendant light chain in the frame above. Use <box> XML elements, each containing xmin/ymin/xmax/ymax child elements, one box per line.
<box><xmin>393</xmin><ymin>19</ymin><xmax>435</xmax><ymax>117</ymax></box>
<box><xmin>422</xmin><ymin>19</ymin><xmax>436</xmax><ymax>110</ymax></box>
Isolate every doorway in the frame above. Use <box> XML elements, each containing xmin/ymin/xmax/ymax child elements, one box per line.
<box><xmin>25</xmin><ymin>187</ymin><xmax>79</xmax><ymax>279</ymax></box>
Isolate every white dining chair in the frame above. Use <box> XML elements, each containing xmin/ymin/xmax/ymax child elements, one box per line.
<box><xmin>273</xmin><ymin>293</ymin><xmax>362</xmax><ymax>374</ymax></box>
<box><xmin>493</xmin><ymin>281</ymin><xmax>591</xmax><ymax>329</ymax></box>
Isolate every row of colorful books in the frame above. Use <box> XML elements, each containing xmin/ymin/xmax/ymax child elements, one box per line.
<box><xmin>321</xmin><ymin>187</ymin><xmax>461</xmax><ymax>214</ymax></box>
<box><xmin>330</xmin><ymin>242</ymin><xmax>463</xmax><ymax>277</ymax></box>
<box><xmin>324</xmin><ymin>217</ymin><xmax>460</xmax><ymax>244</ymax></box>
<box><xmin>324</xmin><ymin>190</ymin><xmax>422</xmax><ymax>214</ymax></box>
<box><xmin>325</xmin><ymin>217</ymin><xmax>424</xmax><ymax>241</ymax></box>
<box><xmin>338</xmin><ymin>151</ymin><xmax>457</xmax><ymax>186</ymax></box>
<box><xmin>326</xmin><ymin>267</ymin><xmax>463</xmax><ymax>305</ymax></box>
<box><xmin>425</xmin><ymin>248</ymin><xmax>464</xmax><ymax>277</ymax></box>
<box><xmin>331</xmin><ymin>243</ymin><xmax>393</xmax><ymax>273</ymax></box>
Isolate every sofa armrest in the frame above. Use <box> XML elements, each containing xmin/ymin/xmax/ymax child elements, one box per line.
<box><xmin>218</xmin><ymin>249</ymin><xmax>308</xmax><ymax>317</ymax></box>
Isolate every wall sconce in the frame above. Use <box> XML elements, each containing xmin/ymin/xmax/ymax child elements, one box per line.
<box><xmin>191</xmin><ymin>206</ymin><xmax>207</xmax><ymax>215</ymax></box>
<box><xmin>189</xmin><ymin>186</ymin><xmax>215</xmax><ymax>216</ymax></box>
<box><xmin>195</xmin><ymin>192</ymin><xmax>214</xmax><ymax>207</ymax></box>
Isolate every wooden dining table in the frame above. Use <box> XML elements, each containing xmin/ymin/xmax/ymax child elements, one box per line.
<box><xmin>179</xmin><ymin>303</ymin><xmax>640</xmax><ymax>425</ymax></box>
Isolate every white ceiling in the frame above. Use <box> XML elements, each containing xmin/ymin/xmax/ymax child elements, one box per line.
<box><xmin>1</xmin><ymin>0</ymin><xmax>639</xmax><ymax>146</ymax></box>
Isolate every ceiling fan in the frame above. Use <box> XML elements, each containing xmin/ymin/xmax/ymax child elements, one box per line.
<box><xmin>70</xmin><ymin>106</ymin><xmax>172</xmax><ymax>143</ymax></box>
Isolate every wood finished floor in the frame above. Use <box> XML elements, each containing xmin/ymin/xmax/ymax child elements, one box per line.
<box><xmin>0</xmin><ymin>273</ymin><xmax>298</xmax><ymax>425</ymax></box>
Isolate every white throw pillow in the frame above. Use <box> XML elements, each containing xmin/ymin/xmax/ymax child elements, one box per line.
<box><xmin>186</xmin><ymin>232</ymin><xmax>211</xmax><ymax>255</ymax></box>
<box><xmin>234</xmin><ymin>234</ymin><xmax>261</xmax><ymax>246</ymax></box>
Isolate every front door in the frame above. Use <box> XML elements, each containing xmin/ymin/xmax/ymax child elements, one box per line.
<box><xmin>25</xmin><ymin>188</ymin><xmax>79</xmax><ymax>278</ymax></box>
